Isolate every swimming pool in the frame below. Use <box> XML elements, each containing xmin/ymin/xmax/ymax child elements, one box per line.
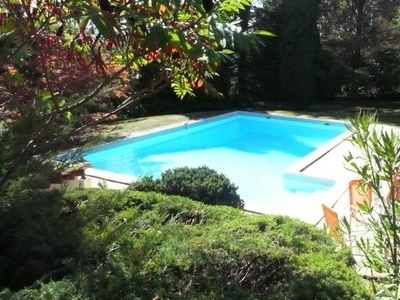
<box><xmin>84</xmin><ymin>111</ymin><xmax>350</xmax><ymax>219</ymax></box>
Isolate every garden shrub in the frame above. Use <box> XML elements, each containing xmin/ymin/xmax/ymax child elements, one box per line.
<box><xmin>0</xmin><ymin>188</ymin><xmax>370</xmax><ymax>299</ymax></box>
<box><xmin>130</xmin><ymin>165</ymin><xmax>245</xmax><ymax>209</ymax></box>
<box><xmin>0</xmin><ymin>189</ymin><xmax>83</xmax><ymax>290</ymax></box>
<box><xmin>0</xmin><ymin>279</ymin><xmax>86</xmax><ymax>300</ymax></box>
<box><xmin>130</xmin><ymin>175</ymin><xmax>159</xmax><ymax>192</ymax></box>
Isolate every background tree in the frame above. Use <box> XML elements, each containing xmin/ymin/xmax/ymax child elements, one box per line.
<box><xmin>319</xmin><ymin>0</ymin><xmax>400</xmax><ymax>98</ymax></box>
<box><xmin>249</xmin><ymin>1</ymin><xmax>281</xmax><ymax>106</ymax></box>
<box><xmin>221</xmin><ymin>0</ymin><xmax>400</xmax><ymax>107</ymax></box>
<box><xmin>279</xmin><ymin>0</ymin><xmax>321</xmax><ymax>109</ymax></box>
<box><xmin>230</xmin><ymin>4</ymin><xmax>252</xmax><ymax>106</ymax></box>
<box><xmin>100</xmin><ymin>0</ymin><xmax>400</xmax><ymax>112</ymax></box>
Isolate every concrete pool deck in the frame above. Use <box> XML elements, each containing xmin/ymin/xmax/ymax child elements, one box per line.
<box><xmin>78</xmin><ymin>112</ymin><xmax>399</xmax><ymax>228</ymax></box>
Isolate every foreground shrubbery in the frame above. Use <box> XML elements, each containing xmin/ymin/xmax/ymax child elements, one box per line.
<box><xmin>130</xmin><ymin>166</ymin><xmax>245</xmax><ymax>209</ymax></box>
<box><xmin>0</xmin><ymin>188</ymin><xmax>370</xmax><ymax>299</ymax></box>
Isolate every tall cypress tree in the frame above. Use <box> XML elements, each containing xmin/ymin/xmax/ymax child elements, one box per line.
<box><xmin>279</xmin><ymin>0</ymin><xmax>321</xmax><ymax>109</ymax></box>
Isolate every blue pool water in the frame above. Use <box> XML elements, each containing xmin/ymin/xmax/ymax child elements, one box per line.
<box><xmin>84</xmin><ymin>111</ymin><xmax>348</xmax><ymax>213</ymax></box>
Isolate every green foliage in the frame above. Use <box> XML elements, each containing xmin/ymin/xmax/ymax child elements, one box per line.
<box><xmin>344</xmin><ymin>111</ymin><xmax>400</xmax><ymax>297</ymax></box>
<box><xmin>3</xmin><ymin>279</ymin><xmax>87</xmax><ymax>300</ymax></box>
<box><xmin>319</xmin><ymin>0</ymin><xmax>400</xmax><ymax>97</ymax></box>
<box><xmin>279</xmin><ymin>0</ymin><xmax>320</xmax><ymax>109</ymax></box>
<box><xmin>0</xmin><ymin>188</ymin><xmax>370</xmax><ymax>299</ymax></box>
<box><xmin>0</xmin><ymin>189</ymin><xmax>83</xmax><ymax>290</ymax></box>
<box><xmin>129</xmin><ymin>175</ymin><xmax>159</xmax><ymax>192</ymax></box>
<box><xmin>0</xmin><ymin>0</ymin><xmax>269</xmax><ymax>191</ymax></box>
<box><xmin>130</xmin><ymin>166</ymin><xmax>245</xmax><ymax>208</ymax></box>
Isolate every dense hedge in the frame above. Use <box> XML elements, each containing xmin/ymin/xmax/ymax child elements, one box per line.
<box><xmin>130</xmin><ymin>166</ymin><xmax>245</xmax><ymax>209</ymax></box>
<box><xmin>0</xmin><ymin>188</ymin><xmax>370</xmax><ymax>299</ymax></box>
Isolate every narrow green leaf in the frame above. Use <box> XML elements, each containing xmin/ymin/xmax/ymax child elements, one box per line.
<box><xmin>147</xmin><ymin>24</ymin><xmax>169</xmax><ymax>49</ymax></box>
<box><xmin>79</xmin><ymin>16</ymin><xmax>90</xmax><ymax>33</ymax></box>
<box><xmin>189</xmin><ymin>42</ymin><xmax>204</xmax><ymax>58</ymax></box>
<box><xmin>221</xmin><ymin>49</ymin><xmax>234</xmax><ymax>54</ymax></box>
<box><xmin>40</xmin><ymin>90</ymin><xmax>52</xmax><ymax>100</ymax></box>
<box><xmin>255</xmin><ymin>30</ymin><xmax>276</xmax><ymax>37</ymax></box>
<box><xmin>65</xmin><ymin>111</ymin><xmax>72</xmax><ymax>121</ymax></box>
<box><xmin>92</xmin><ymin>13</ymin><xmax>116</xmax><ymax>40</ymax></box>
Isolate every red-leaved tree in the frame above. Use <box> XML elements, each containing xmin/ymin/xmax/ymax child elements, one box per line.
<box><xmin>0</xmin><ymin>0</ymin><xmax>269</xmax><ymax>189</ymax></box>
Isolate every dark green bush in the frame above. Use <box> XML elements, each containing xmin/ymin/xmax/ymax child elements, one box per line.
<box><xmin>0</xmin><ymin>188</ymin><xmax>370</xmax><ymax>299</ymax></box>
<box><xmin>0</xmin><ymin>189</ymin><xmax>83</xmax><ymax>290</ymax></box>
<box><xmin>130</xmin><ymin>174</ymin><xmax>159</xmax><ymax>192</ymax></box>
<box><xmin>130</xmin><ymin>165</ymin><xmax>245</xmax><ymax>209</ymax></box>
<box><xmin>0</xmin><ymin>279</ymin><xmax>86</xmax><ymax>300</ymax></box>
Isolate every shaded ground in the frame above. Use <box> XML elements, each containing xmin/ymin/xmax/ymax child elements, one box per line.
<box><xmin>88</xmin><ymin>111</ymin><xmax>230</xmax><ymax>146</ymax></box>
<box><xmin>284</xmin><ymin>99</ymin><xmax>400</xmax><ymax>126</ymax></box>
<box><xmin>90</xmin><ymin>99</ymin><xmax>400</xmax><ymax>144</ymax></box>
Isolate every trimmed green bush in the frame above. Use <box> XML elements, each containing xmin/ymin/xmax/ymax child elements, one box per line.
<box><xmin>130</xmin><ymin>165</ymin><xmax>245</xmax><ymax>209</ymax></box>
<box><xmin>0</xmin><ymin>188</ymin><xmax>370</xmax><ymax>299</ymax></box>
<box><xmin>0</xmin><ymin>189</ymin><xmax>83</xmax><ymax>290</ymax></box>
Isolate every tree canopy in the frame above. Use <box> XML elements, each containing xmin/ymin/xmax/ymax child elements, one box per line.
<box><xmin>0</xmin><ymin>0</ymin><xmax>269</xmax><ymax>190</ymax></box>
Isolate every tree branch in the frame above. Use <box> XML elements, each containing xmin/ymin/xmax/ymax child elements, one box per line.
<box><xmin>39</xmin><ymin>80</ymin><xmax>169</xmax><ymax>153</ymax></box>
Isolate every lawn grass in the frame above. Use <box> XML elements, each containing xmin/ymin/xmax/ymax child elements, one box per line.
<box><xmin>86</xmin><ymin>100</ymin><xmax>400</xmax><ymax>148</ymax></box>
<box><xmin>84</xmin><ymin>110</ymin><xmax>231</xmax><ymax>148</ymax></box>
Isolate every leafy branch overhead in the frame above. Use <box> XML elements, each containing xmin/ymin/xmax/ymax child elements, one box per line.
<box><xmin>0</xmin><ymin>0</ymin><xmax>271</xmax><ymax>188</ymax></box>
<box><xmin>2</xmin><ymin>0</ymin><xmax>268</xmax><ymax>100</ymax></box>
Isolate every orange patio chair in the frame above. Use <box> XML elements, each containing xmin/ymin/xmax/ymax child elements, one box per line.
<box><xmin>322</xmin><ymin>204</ymin><xmax>342</xmax><ymax>243</ymax></box>
<box><xmin>349</xmin><ymin>179</ymin><xmax>372</xmax><ymax>221</ymax></box>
